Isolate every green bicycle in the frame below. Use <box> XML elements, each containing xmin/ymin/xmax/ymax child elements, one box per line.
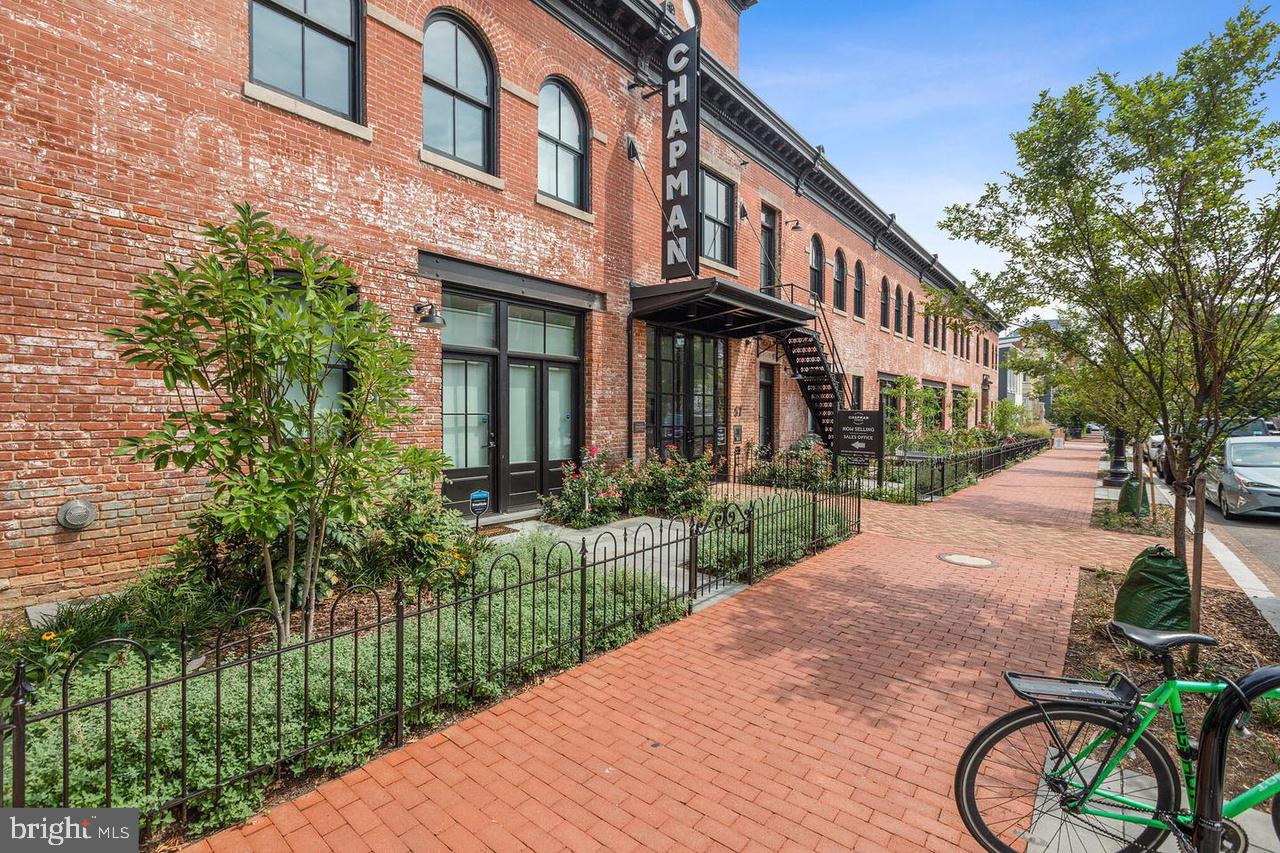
<box><xmin>956</xmin><ymin>620</ymin><xmax>1280</xmax><ymax>852</ymax></box>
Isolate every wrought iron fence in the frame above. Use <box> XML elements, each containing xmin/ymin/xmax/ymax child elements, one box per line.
<box><xmin>0</xmin><ymin>478</ymin><xmax>859</xmax><ymax>839</ymax></box>
<box><xmin>730</xmin><ymin>436</ymin><xmax>1050</xmax><ymax>506</ymax></box>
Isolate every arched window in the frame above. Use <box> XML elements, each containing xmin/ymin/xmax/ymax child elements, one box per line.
<box><xmin>906</xmin><ymin>293</ymin><xmax>915</xmax><ymax>338</ymax></box>
<box><xmin>879</xmin><ymin>278</ymin><xmax>890</xmax><ymax>327</ymax></box>
<box><xmin>423</xmin><ymin>14</ymin><xmax>495</xmax><ymax>172</ymax></box>
<box><xmin>893</xmin><ymin>285</ymin><xmax>903</xmax><ymax>333</ymax></box>
<box><xmin>250</xmin><ymin>0</ymin><xmax>361</xmax><ymax>120</ymax></box>
<box><xmin>538</xmin><ymin>79</ymin><xmax>587</xmax><ymax>208</ymax></box>
<box><xmin>853</xmin><ymin>261</ymin><xmax>865</xmax><ymax>318</ymax></box>
<box><xmin>923</xmin><ymin>309</ymin><xmax>931</xmax><ymax>346</ymax></box>
<box><xmin>832</xmin><ymin>251</ymin><xmax>846</xmax><ymax>311</ymax></box>
<box><xmin>808</xmin><ymin>237</ymin><xmax>825</xmax><ymax>302</ymax></box>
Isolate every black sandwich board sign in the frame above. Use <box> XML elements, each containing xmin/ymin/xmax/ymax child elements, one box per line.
<box><xmin>834</xmin><ymin>409</ymin><xmax>883</xmax><ymax>465</ymax></box>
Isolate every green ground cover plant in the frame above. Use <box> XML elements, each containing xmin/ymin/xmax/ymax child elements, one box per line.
<box><xmin>7</xmin><ymin>532</ymin><xmax>683</xmax><ymax>835</ymax></box>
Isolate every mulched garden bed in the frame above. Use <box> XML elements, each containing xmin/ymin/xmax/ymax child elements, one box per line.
<box><xmin>1065</xmin><ymin>567</ymin><xmax>1280</xmax><ymax>807</ymax></box>
<box><xmin>1091</xmin><ymin>498</ymin><xmax>1177</xmax><ymax>538</ymax></box>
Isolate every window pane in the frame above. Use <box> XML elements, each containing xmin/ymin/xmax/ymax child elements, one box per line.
<box><xmin>546</xmin><ymin>311</ymin><xmax>577</xmax><ymax>356</ymax></box>
<box><xmin>443</xmin><ymin>359</ymin><xmax>466</xmax><ymax>413</ymax></box>
<box><xmin>252</xmin><ymin>3</ymin><xmax>303</xmax><ymax>96</ymax></box>
<box><xmin>423</xmin><ymin>84</ymin><xmax>454</xmax><ymax>152</ymax></box>
<box><xmin>547</xmin><ymin>366</ymin><xmax>573</xmax><ymax>461</ymax></box>
<box><xmin>443</xmin><ymin>414</ymin><xmax>464</xmax><ymax>468</ymax></box>
<box><xmin>508</xmin><ymin>304</ymin><xmax>545</xmax><ymax>353</ymax></box>
<box><xmin>538</xmin><ymin>84</ymin><xmax>559</xmax><ymax>136</ymax></box>
<box><xmin>454</xmin><ymin>99</ymin><xmax>485</xmax><ymax>167</ymax></box>
<box><xmin>303</xmin><ymin>28</ymin><xmax>351</xmax><ymax>116</ymax></box>
<box><xmin>557</xmin><ymin>147</ymin><xmax>579</xmax><ymax>205</ymax></box>
<box><xmin>558</xmin><ymin>88</ymin><xmax>580</xmax><ymax>147</ymax></box>
<box><xmin>423</xmin><ymin>19</ymin><xmax>456</xmax><ymax>85</ymax></box>
<box><xmin>317</xmin><ymin>365</ymin><xmax>345</xmax><ymax>414</ymax></box>
<box><xmin>508</xmin><ymin>364</ymin><xmax>537</xmax><ymax>465</ymax></box>
<box><xmin>442</xmin><ymin>293</ymin><xmax>495</xmax><ymax>347</ymax></box>
<box><xmin>455</xmin><ymin>29</ymin><xmax>489</xmax><ymax>100</ymax></box>
<box><xmin>464</xmin><ymin>361</ymin><xmax>489</xmax><ymax>415</ymax></box>
<box><xmin>465</xmin><ymin>415</ymin><xmax>488</xmax><ymax>468</ymax></box>
<box><xmin>306</xmin><ymin>0</ymin><xmax>351</xmax><ymax>36</ymax></box>
<box><xmin>538</xmin><ymin>137</ymin><xmax>557</xmax><ymax>196</ymax></box>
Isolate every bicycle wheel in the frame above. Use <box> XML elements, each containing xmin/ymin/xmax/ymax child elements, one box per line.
<box><xmin>956</xmin><ymin>704</ymin><xmax>1180</xmax><ymax>852</ymax></box>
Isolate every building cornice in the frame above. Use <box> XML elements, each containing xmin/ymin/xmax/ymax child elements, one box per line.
<box><xmin>537</xmin><ymin>0</ymin><xmax>1003</xmax><ymax>330</ymax></box>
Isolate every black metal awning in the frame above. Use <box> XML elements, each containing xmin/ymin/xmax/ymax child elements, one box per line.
<box><xmin>629</xmin><ymin>277</ymin><xmax>815</xmax><ymax>338</ymax></box>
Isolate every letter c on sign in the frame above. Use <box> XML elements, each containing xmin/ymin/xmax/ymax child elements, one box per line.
<box><xmin>667</xmin><ymin>42</ymin><xmax>689</xmax><ymax>73</ymax></box>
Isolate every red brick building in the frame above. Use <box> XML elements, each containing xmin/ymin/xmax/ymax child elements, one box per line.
<box><xmin>0</xmin><ymin>0</ymin><xmax>1000</xmax><ymax>613</ymax></box>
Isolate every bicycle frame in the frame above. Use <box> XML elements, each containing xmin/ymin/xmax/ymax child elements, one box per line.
<box><xmin>1045</xmin><ymin>679</ymin><xmax>1280</xmax><ymax>830</ymax></box>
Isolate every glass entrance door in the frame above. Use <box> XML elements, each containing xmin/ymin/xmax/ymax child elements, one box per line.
<box><xmin>442</xmin><ymin>289</ymin><xmax>582</xmax><ymax>515</ymax></box>
<box><xmin>758</xmin><ymin>363</ymin><xmax>776</xmax><ymax>454</ymax></box>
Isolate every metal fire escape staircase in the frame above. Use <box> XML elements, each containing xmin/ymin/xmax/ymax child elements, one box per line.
<box><xmin>766</xmin><ymin>286</ymin><xmax>853</xmax><ymax>448</ymax></box>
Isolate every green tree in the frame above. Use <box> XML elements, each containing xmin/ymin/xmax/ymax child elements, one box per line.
<box><xmin>107</xmin><ymin>205</ymin><xmax>421</xmax><ymax>641</ymax></box>
<box><xmin>939</xmin><ymin>7</ymin><xmax>1280</xmax><ymax>570</ymax></box>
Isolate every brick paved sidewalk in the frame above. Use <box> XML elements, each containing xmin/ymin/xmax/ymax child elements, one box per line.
<box><xmin>187</xmin><ymin>441</ymin><xmax>1123</xmax><ymax>853</ymax></box>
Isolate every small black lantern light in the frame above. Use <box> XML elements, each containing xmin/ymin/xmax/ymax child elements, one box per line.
<box><xmin>414</xmin><ymin>303</ymin><xmax>446</xmax><ymax>328</ymax></box>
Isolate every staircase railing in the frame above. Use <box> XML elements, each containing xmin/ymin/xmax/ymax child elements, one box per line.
<box><xmin>761</xmin><ymin>283</ymin><xmax>854</xmax><ymax>409</ymax></box>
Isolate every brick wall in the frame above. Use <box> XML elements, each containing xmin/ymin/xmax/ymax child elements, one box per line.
<box><xmin>0</xmin><ymin>0</ymin><xmax>996</xmax><ymax>613</ymax></box>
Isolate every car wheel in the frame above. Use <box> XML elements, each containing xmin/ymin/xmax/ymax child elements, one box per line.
<box><xmin>1220</xmin><ymin>487</ymin><xmax>1236</xmax><ymax>521</ymax></box>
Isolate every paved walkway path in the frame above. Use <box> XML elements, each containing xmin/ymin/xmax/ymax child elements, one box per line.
<box><xmin>188</xmin><ymin>441</ymin><xmax>1142</xmax><ymax>853</ymax></box>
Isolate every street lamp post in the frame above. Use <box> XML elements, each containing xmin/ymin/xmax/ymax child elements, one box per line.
<box><xmin>1103</xmin><ymin>428</ymin><xmax>1131</xmax><ymax>486</ymax></box>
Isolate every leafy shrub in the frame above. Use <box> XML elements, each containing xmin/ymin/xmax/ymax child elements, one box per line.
<box><xmin>741</xmin><ymin>440</ymin><xmax>836</xmax><ymax>490</ymax></box>
<box><xmin>10</xmin><ymin>534</ymin><xmax>683</xmax><ymax>835</ymax></box>
<box><xmin>626</xmin><ymin>449</ymin><xmax>714</xmax><ymax>518</ymax></box>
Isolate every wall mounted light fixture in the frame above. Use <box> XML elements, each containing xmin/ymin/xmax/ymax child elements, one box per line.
<box><xmin>414</xmin><ymin>303</ymin><xmax>446</xmax><ymax>328</ymax></box>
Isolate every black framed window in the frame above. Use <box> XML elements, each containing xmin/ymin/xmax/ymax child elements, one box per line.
<box><xmin>906</xmin><ymin>293</ymin><xmax>915</xmax><ymax>338</ymax></box>
<box><xmin>760</xmin><ymin>205</ymin><xmax>778</xmax><ymax>290</ymax></box>
<box><xmin>879</xmin><ymin>278</ymin><xmax>890</xmax><ymax>327</ymax></box>
<box><xmin>808</xmin><ymin>236</ymin><xmax>824</xmax><ymax>302</ymax></box>
<box><xmin>941</xmin><ymin>319</ymin><xmax>947</xmax><ymax>352</ymax></box>
<box><xmin>983</xmin><ymin>337</ymin><xmax>990</xmax><ymax>366</ymax></box>
<box><xmin>832</xmin><ymin>250</ymin><xmax>846</xmax><ymax>311</ymax></box>
<box><xmin>700</xmin><ymin>170</ymin><xmax>734</xmax><ymax>266</ymax></box>
<box><xmin>538</xmin><ymin>79</ymin><xmax>587</xmax><ymax>208</ymax></box>
<box><xmin>923</xmin><ymin>309</ymin><xmax>931</xmax><ymax>346</ymax></box>
<box><xmin>250</xmin><ymin>0</ymin><xmax>361</xmax><ymax>120</ymax></box>
<box><xmin>423</xmin><ymin>14</ymin><xmax>495</xmax><ymax>171</ymax></box>
<box><xmin>853</xmin><ymin>261</ymin><xmax>865</xmax><ymax>318</ymax></box>
<box><xmin>893</xmin><ymin>285</ymin><xmax>903</xmax><ymax>333</ymax></box>
<box><xmin>851</xmin><ymin>374</ymin><xmax>864</xmax><ymax>410</ymax></box>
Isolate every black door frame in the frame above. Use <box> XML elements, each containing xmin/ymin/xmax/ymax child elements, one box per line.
<box><xmin>758</xmin><ymin>362</ymin><xmax>776</xmax><ymax>454</ymax></box>
<box><xmin>645</xmin><ymin>325</ymin><xmax>729</xmax><ymax>462</ymax></box>
<box><xmin>441</xmin><ymin>286</ymin><xmax>585</xmax><ymax>514</ymax></box>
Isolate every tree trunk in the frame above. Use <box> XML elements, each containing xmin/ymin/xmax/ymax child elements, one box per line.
<box><xmin>1172</xmin><ymin>485</ymin><xmax>1188</xmax><ymax>561</ymax></box>
<box><xmin>263</xmin><ymin>543</ymin><xmax>288</xmax><ymax>643</ymax></box>
<box><xmin>1147</xmin><ymin>444</ymin><xmax>1158</xmax><ymax>522</ymax></box>
<box><xmin>1188</xmin><ymin>474</ymin><xmax>1207</xmax><ymax>671</ymax></box>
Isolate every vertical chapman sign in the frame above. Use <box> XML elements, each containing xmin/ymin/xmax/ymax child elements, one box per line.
<box><xmin>661</xmin><ymin>26</ymin><xmax>700</xmax><ymax>280</ymax></box>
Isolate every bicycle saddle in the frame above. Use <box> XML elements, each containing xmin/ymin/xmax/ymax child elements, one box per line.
<box><xmin>1108</xmin><ymin>620</ymin><xmax>1217</xmax><ymax>654</ymax></box>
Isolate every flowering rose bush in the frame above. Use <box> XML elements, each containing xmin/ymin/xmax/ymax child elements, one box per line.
<box><xmin>540</xmin><ymin>446</ymin><xmax>631</xmax><ymax>528</ymax></box>
<box><xmin>540</xmin><ymin>445</ymin><xmax>717</xmax><ymax>528</ymax></box>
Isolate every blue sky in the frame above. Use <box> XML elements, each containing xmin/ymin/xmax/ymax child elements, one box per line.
<box><xmin>738</xmin><ymin>0</ymin><xmax>1265</xmax><ymax>281</ymax></box>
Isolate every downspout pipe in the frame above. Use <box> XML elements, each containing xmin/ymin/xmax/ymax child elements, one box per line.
<box><xmin>627</xmin><ymin>313</ymin><xmax>635</xmax><ymax>460</ymax></box>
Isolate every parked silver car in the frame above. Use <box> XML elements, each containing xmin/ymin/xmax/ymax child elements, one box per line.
<box><xmin>1146</xmin><ymin>427</ymin><xmax>1165</xmax><ymax>463</ymax></box>
<box><xmin>1205</xmin><ymin>436</ymin><xmax>1280</xmax><ymax>520</ymax></box>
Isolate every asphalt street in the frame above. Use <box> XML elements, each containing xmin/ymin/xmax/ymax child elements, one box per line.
<box><xmin>1204</xmin><ymin>501</ymin><xmax>1280</xmax><ymax>576</ymax></box>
